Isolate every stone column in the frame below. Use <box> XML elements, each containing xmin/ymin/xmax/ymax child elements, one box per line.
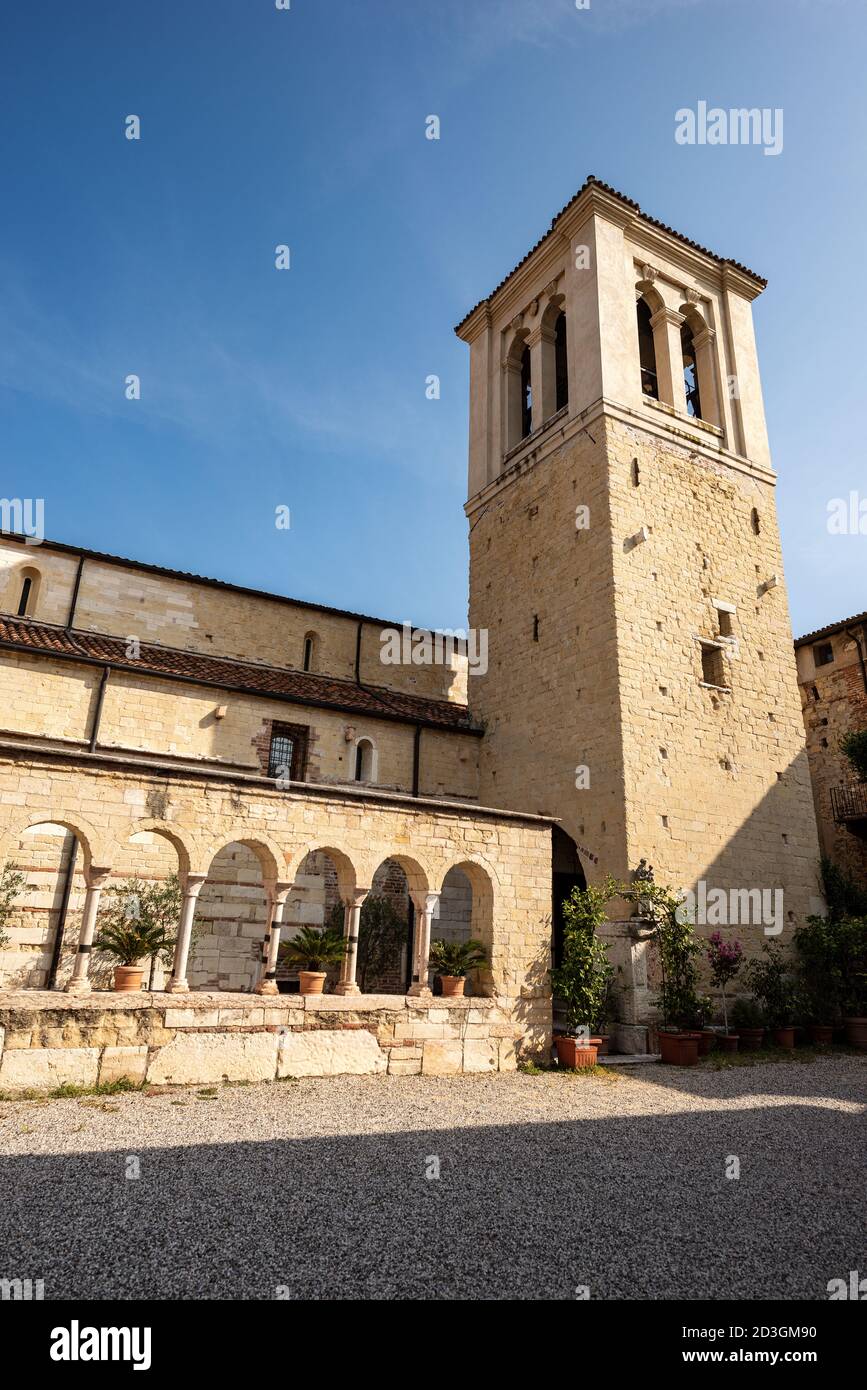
<box><xmin>527</xmin><ymin>324</ymin><xmax>556</xmax><ymax>432</ymax></box>
<box><xmin>255</xmin><ymin>882</ymin><xmax>292</xmax><ymax>995</ymax></box>
<box><xmin>649</xmin><ymin>306</ymin><xmax>687</xmax><ymax>413</ymax></box>
<box><xmin>408</xmin><ymin>892</ymin><xmax>440</xmax><ymax>997</ymax></box>
<box><xmin>335</xmin><ymin>887</ymin><xmax>369</xmax><ymax>996</ymax></box>
<box><xmin>166</xmin><ymin>873</ymin><xmax>207</xmax><ymax>995</ymax></box>
<box><xmin>692</xmin><ymin>325</ymin><xmax>721</xmax><ymax>428</ymax></box>
<box><xmin>65</xmin><ymin>866</ymin><xmax>112</xmax><ymax>995</ymax></box>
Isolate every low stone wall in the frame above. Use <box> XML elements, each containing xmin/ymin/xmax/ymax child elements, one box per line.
<box><xmin>0</xmin><ymin>990</ymin><xmax>541</xmax><ymax>1093</ymax></box>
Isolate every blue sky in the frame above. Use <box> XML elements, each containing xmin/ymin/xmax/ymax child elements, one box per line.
<box><xmin>1</xmin><ymin>0</ymin><xmax>863</xmax><ymax>636</ymax></box>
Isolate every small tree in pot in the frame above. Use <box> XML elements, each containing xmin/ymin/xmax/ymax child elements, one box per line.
<box><xmin>280</xmin><ymin>924</ymin><xmax>346</xmax><ymax>994</ymax></box>
<box><xmin>746</xmin><ymin>942</ymin><xmax>798</xmax><ymax>1048</ymax></box>
<box><xmin>793</xmin><ymin>914</ymin><xmax>843</xmax><ymax>1042</ymax></box>
<box><xmin>706</xmin><ymin>932</ymin><xmax>743</xmax><ymax>1051</ymax></box>
<box><xmin>837</xmin><ymin>915</ymin><xmax>867</xmax><ymax>1048</ymax></box>
<box><xmin>551</xmin><ymin>878</ymin><xmax>616</xmax><ymax>1068</ymax></box>
<box><xmin>427</xmin><ymin>938</ymin><xmax>488</xmax><ymax>997</ymax></box>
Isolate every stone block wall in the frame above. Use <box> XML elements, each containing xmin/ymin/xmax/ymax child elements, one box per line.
<box><xmin>0</xmin><ymin>991</ymin><xmax>532</xmax><ymax>1093</ymax></box>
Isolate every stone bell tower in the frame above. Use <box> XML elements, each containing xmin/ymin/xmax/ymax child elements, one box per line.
<box><xmin>455</xmin><ymin>177</ymin><xmax>823</xmax><ymax>983</ymax></box>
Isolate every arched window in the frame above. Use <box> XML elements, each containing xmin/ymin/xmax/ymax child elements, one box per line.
<box><xmin>681</xmin><ymin>320</ymin><xmax>702</xmax><ymax>419</ymax></box>
<box><xmin>637</xmin><ymin>298</ymin><xmax>658</xmax><ymax>400</ymax></box>
<box><xmin>354</xmin><ymin>737</ymin><xmax>376</xmax><ymax>783</ymax></box>
<box><xmin>554</xmin><ymin>311</ymin><xmax>568</xmax><ymax>412</ymax></box>
<box><xmin>16</xmin><ymin>567</ymin><xmax>40</xmax><ymax>618</ymax></box>
<box><xmin>520</xmin><ymin>346</ymin><xmax>532</xmax><ymax>439</ymax></box>
<box><xmin>302</xmin><ymin>631</ymin><xmax>317</xmax><ymax>672</ymax></box>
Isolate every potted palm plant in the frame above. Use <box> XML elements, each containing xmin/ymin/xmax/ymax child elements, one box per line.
<box><xmin>427</xmin><ymin>938</ymin><xmax>488</xmax><ymax>997</ymax></box>
<box><xmin>280</xmin><ymin>925</ymin><xmax>346</xmax><ymax>994</ymax></box>
<box><xmin>93</xmin><ymin>917</ymin><xmax>177</xmax><ymax>992</ymax></box>
<box><xmin>551</xmin><ymin>878</ymin><xmax>616</xmax><ymax>1068</ymax></box>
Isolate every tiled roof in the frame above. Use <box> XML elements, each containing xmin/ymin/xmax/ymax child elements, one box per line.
<box><xmin>454</xmin><ymin>175</ymin><xmax>767</xmax><ymax>334</ymax></box>
<box><xmin>0</xmin><ymin>617</ymin><xmax>480</xmax><ymax>733</ymax></box>
<box><xmin>0</xmin><ymin>531</ymin><xmax>467</xmax><ymax>646</ymax></box>
<box><xmin>795</xmin><ymin>612</ymin><xmax>867</xmax><ymax>647</ymax></box>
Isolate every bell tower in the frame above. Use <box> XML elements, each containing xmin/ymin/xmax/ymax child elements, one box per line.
<box><xmin>456</xmin><ymin>177</ymin><xmax>823</xmax><ymax>974</ymax></box>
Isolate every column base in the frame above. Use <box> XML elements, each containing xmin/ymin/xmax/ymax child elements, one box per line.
<box><xmin>255</xmin><ymin>979</ymin><xmax>279</xmax><ymax>996</ymax></box>
<box><xmin>165</xmin><ymin>978</ymin><xmax>190</xmax><ymax>994</ymax></box>
<box><xmin>64</xmin><ymin>978</ymin><xmax>92</xmax><ymax>996</ymax></box>
<box><xmin>334</xmin><ymin>982</ymin><xmax>361</xmax><ymax>996</ymax></box>
<box><xmin>407</xmin><ymin>984</ymin><xmax>433</xmax><ymax>999</ymax></box>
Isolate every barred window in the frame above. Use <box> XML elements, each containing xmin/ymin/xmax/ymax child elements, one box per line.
<box><xmin>267</xmin><ymin>723</ymin><xmax>308</xmax><ymax>781</ymax></box>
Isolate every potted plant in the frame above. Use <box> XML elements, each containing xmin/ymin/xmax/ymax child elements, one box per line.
<box><xmin>747</xmin><ymin>942</ymin><xmax>797</xmax><ymax>1047</ymax></box>
<box><xmin>731</xmin><ymin>995</ymin><xmax>764</xmax><ymax>1048</ymax></box>
<box><xmin>551</xmin><ymin>879</ymin><xmax>617</xmax><ymax>1067</ymax></box>
<box><xmin>706</xmin><ymin>932</ymin><xmax>743</xmax><ymax>1052</ymax></box>
<box><xmin>93</xmin><ymin>917</ymin><xmax>177</xmax><ymax>992</ymax></box>
<box><xmin>640</xmin><ymin>882</ymin><xmax>701</xmax><ymax>1066</ymax></box>
<box><xmin>837</xmin><ymin>915</ymin><xmax>867</xmax><ymax>1048</ymax></box>
<box><xmin>279</xmin><ymin>924</ymin><xmax>346</xmax><ymax>994</ymax></box>
<box><xmin>792</xmin><ymin>915</ymin><xmax>842</xmax><ymax>1043</ymax></box>
<box><xmin>427</xmin><ymin>938</ymin><xmax>488</xmax><ymax>997</ymax></box>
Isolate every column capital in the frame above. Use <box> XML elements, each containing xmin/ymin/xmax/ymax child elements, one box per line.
<box><xmin>650</xmin><ymin>306</ymin><xmax>685</xmax><ymax>331</ymax></box>
<box><xmin>85</xmin><ymin>865</ymin><xmax>113</xmax><ymax>889</ymax></box>
<box><xmin>343</xmin><ymin>887</ymin><xmax>370</xmax><ymax>908</ymax></box>
<box><xmin>411</xmin><ymin>891</ymin><xmax>440</xmax><ymax>917</ymax></box>
<box><xmin>183</xmin><ymin>873</ymin><xmax>208</xmax><ymax>895</ymax></box>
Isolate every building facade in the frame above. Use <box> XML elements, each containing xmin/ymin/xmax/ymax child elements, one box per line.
<box><xmin>0</xmin><ymin>179</ymin><xmax>828</xmax><ymax>1058</ymax></box>
<box><xmin>795</xmin><ymin>614</ymin><xmax>867</xmax><ymax>890</ymax></box>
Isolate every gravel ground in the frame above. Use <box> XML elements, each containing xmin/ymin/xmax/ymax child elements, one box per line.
<box><xmin>1</xmin><ymin>1055</ymin><xmax>864</xmax><ymax>1300</ymax></box>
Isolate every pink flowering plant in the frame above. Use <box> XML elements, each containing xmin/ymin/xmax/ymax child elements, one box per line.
<box><xmin>706</xmin><ymin>932</ymin><xmax>743</xmax><ymax>1035</ymax></box>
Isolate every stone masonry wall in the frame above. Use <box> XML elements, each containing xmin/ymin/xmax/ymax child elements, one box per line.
<box><xmin>0</xmin><ymin>991</ymin><xmax>522</xmax><ymax>1093</ymax></box>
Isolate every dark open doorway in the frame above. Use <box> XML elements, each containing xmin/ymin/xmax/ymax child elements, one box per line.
<box><xmin>551</xmin><ymin>826</ymin><xmax>586</xmax><ymax>968</ymax></box>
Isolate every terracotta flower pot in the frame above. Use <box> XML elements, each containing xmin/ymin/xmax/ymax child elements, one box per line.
<box><xmin>844</xmin><ymin>1016</ymin><xmax>867</xmax><ymax>1050</ymax></box>
<box><xmin>658</xmin><ymin>1031</ymin><xmax>699</xmax><ymax>1066</ymax></box>
<box><xmin>595</xmin><ymin>1034</ymin><xmax>610</xmax><ymax>1056</ymax></box>
<box><xmin>772</xmin><ymin>1027</ymin><xmax>795</xmax><ymax>1050</ymax></box>
<box><xmin>808</xmin><ymin>1024</ymin><xmax>833</xmax><ymax>1046</ymax></box>
<box><xmin>554</xmin><ymin>1036</ymin><xmax>598</xmax><ymax>1069</ymax></box>
<box><xmin>736</xmin><ymin>1028</ymin><xmax>764</xmax><ymax>1050</ymax></box>
<box><xmin>114</xmin><ymin>965</ymin><xmax>144</xmax><ymax>993</ymax></box>
<box><xmin>298</xmin><ymin>970</ymin><xmax>327</xmax><ymax>995</ymax></box>
<box><xmin>439</xmin><ymin>975</ymin><xmax>465</xmax><ymax>998</ymax></box>
<box><xmin>719</xmin><ymin>1034</ymin><xmax>739</xmax><ymax>1053</ymax></box>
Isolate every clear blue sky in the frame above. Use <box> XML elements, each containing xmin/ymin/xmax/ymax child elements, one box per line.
<box><xmin>1</xmin><ymin>0</ymin><xmax>863</xmax><ymax>636</ymax></box>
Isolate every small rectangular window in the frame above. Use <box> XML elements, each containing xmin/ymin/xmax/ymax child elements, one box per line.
<box><xmin>701</xmin><ymin>643</ymin><xmax>728</xmax><ymax>689</ymax></box>
<box><xmin>267</xmin><ymin>723</ymin><xmax>308</xmax><ymax>781</ymax></box>
<box><xmin>717</xmin><ymin>608</ymin><xmax>733</xmax><ymax>639</ymax></box>
<box><xmin>813</xmin><ymin>641</ymin><xmax>834</xmax><ymax>668</ymax></box>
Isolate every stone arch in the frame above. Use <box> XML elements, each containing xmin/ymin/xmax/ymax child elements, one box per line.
<box><xmin>677</xmin><ymin>299</ymin><xmax>720</xmax><ymax>426</ymax></box>
<box><xmin>284</xmin><ymin>843</ymin><xmax>358</xmax><ymax>901</ymax></box>
<box><xmin>503</xmin><ymin>325</ymin><xmax>532</xmax><ymax>451</ymax></box>
<box><xmin>201</xmin><ymin>832</ymin><xmax>286</xmax><ymax>888</ymax></box>
<box><xmin>127</xmin><ymin>819</ymin><xmax>203</xmax><ymax>879</ymax></box>
<box><xmin>432</xmin><ymin>855</ymin><xmax>497</xmax><ymax>996</ymax></box>
<box><xmin>635</xmin><ymin>286</ymin><xmax>662</xmax><ymax>401</ymax></box>
<box><xmin>11</xmin><ymin>814</ymin><xmax>110</xmax><ymax>876</ymax></box>
<box><xmin>539</xmin><ymin>294</ymin><xmax>568</xmax><ymax>418</ymax></box>
<box><xmin>16</xmin><ymin>564</ymin><xmax>42</xmax><ymax>618</ymax></box>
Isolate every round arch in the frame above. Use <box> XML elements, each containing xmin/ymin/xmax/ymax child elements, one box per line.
<box><xmin>201</xmin><ymin>832</ymin><xmax>287</xmax><ymax>888</ymax></box>
<box><xmin>284</xmin><ymin>843</ymin><xmax>358</xmax><ymax>900</ymax></box>
<box><xmin>11</xmin><ymin>814</ymin><xmax>110</xmax><ymax>876</ymax></box>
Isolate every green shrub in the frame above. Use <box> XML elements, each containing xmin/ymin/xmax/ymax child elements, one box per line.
<box><xmin>551</xmin><ymin>879</ymin><xmax>617</xmax><ymax>1035</ymax></box>
<box><xmin>731</xmin><ymin>996</ymin><xmax>763</xmax><ymax>1030</ymax></box>
<box><xmin>840</xmin><ymin>728</ymin><xmax>867</xmax><ymax>783</ymax></box>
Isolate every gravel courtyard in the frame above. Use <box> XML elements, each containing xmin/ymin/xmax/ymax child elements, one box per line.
<box><xmin>1</xmin><ymin>1056</ymin><xmax>864</xmax><ymax>1301</ymax></box>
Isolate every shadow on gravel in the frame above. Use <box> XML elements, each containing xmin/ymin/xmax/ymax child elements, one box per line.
<box><xmin>1</xmin><ymin>1097</ymin><xmax>864</xmax><ymax>1300</ymax></box>
<box><xmin>623</xmin><ymin>1054</ymin><xmax>867</xmax><ymax>1105</ymax></box>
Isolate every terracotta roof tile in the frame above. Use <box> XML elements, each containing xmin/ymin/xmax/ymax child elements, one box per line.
<box><xmin>0</xmin><ymin>617</ymin><xmax>480</xmax><ymax>734</ymax></box>
<box><xmin>795</xmin><ymin>612</ymin><xmax>867</xmax><ymax>647</ymax></box>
